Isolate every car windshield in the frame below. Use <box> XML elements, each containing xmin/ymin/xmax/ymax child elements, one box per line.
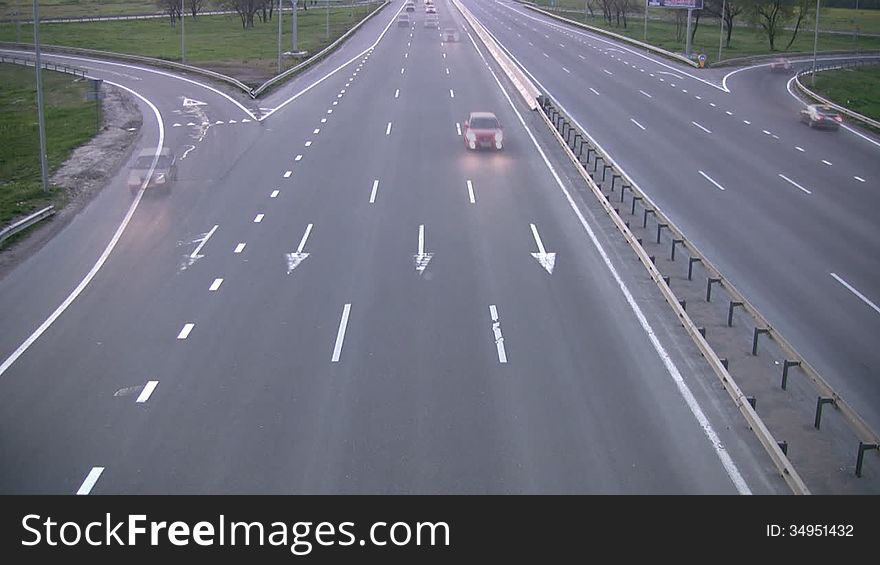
<box><xmin>470</xmin><ymin>117</ymin><xmax>499</xmax><ymax>129</ymax></box>
<box><xmin>134</xmin><ymin>155</ymin><xmax>172</xmax><ymax>169</ymax></box>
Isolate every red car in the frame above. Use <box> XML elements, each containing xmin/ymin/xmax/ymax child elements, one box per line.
<box><xmin>463</xmin><ymin>112</ymin><xmax>503</xmax><ymax>150</ymax></box>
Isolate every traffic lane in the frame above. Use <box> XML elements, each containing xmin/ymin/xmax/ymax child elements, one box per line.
<box><xmin>0</xmin><ymin>47</ymin><xmax>358</xmax><ymax>492</ymax></box>
<box><xmin>0</xmin><ymin>48</ymin><xmax>256</xmax><ymax>122</ymax></box>
<box><xmin>258</xmin><ymin>0</ymin><xmax>404</xmax><ymax>113</ymax></box>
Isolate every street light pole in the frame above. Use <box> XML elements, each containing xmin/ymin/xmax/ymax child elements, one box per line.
<box><xmin>32</xmin><ymin>0</ymin><xmax>49</xmax><ymax>194</ymax></box>
<box><xmin>291</xmin><ymin>0</ymin><xmax>298</xmax><ymax>53</ymax></box>
<box><xmin>685</xmin><ymin>8</ymin><xmax>693</xmax><ymax>58</ymax></box>
<box><xmin>812</xmin><ymin>0</ymin><xmax>820</xmax><ymax>86</ymax></box>
<box><xmin>277</xmin><ymin>0</ymin><xmax>282</xmax><ymax>73</ymax></box>
<box><xmin>180</xmin><ymin>0</ymin><xmax>186</xmax><ymax>64</ymax></box>
<box><xmin>718</xmin><ymin>0</ymin><xmax>725</xmax><ymax>62</ymax></box>
<box><xmin>326</xmin><ymin>0</ymin><xmax>330</xmax><ymax>41</ymax></box>
<box><xmin>644</xmin><ymin>0</ymin><xmax>648</xmax><ymax>46</ymax></box>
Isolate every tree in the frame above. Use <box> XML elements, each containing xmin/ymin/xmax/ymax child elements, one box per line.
<box><xmin>221</xmin><ymin>0</ymin><xmax>261</xmax><ymax>28</ymax></box>
<box><xmin>156</xmin><ymin>0</ymin><xmax>182</xmax><ymax>25</ymax></box>
<box><xmin>187</xmin><ymin>0</ymin><xmax>207</xmax><ymax>19</ymax></box>
<box><xmin>785</xmin><ymin>0</ymin><xmax>814</xmax><ymax>50</ymax></box>
<box><xmin>747</xmin><ymin>0</ymin><xmax>795</xmax><ymax>50</ymax></box>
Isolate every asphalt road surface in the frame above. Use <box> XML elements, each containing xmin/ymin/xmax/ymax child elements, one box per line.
<box><xmin>0</xmin><ymin>0</ymin><xmax>817</xmax><ymax>494</ymax></box>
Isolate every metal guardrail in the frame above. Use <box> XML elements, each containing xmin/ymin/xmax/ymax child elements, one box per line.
<box><xmin>709</xmin><ymin>49</ymin><xmax>880</xmax><ymax>68</ymax></box>
<box><xmin>253</xmin><ymin>0</ymin><xmax>388</xmax><ymax>97</ymax></box>
<box><xmin>0</xmin><ymin>41</ymin><xmax>254</xmax><ymax>96</ymax></box>
<box><xmin>0</xmin><ymin>206</ymin><xmax>55</xmax><ymax>247</ymax></box>
<box><xmin>0</xmin><ymin>54</ymin><xmax>87</xmax><ymax>77</ymax></box>
<box><xmin>515</xmin><ymin>1</ymin><xmax>699</xmax><ymax>68</ymax></box>
<box><xmin>537</xmin><ymin>94</ymin><xmax>880</xmax><ymax>492</ymax></box>
<box><xmin>795</xmin><ymin>60</ymin><xmax>880</xmax><ymax>130</ymax></box>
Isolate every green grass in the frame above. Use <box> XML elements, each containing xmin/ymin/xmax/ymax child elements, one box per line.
<box><xmin>811</xmin><ymin>64</ymin><xmax>880</xmax><ymax>121</ymax></box>
<box><xmin>0</xmin><ymin>63</ymin><xmax>95</xmax><ymax>224</ymax></box>
<box><xmin>527</xmin><ymin>2</ymin><xmax>880</xmax><ymax>65</ymax></box>
<box><xmin>0</xmin><ymin>4</ymin><xmax>381</xmax><ymax>85</ymax></box>
<box><xmin>1</xmin><ymin>1</ymin><xmax>161</xmax><ymax>20</ymax></box>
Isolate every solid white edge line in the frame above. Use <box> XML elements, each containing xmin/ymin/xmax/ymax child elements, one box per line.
<box><xmin>76</xmin><ymin>467</ymin><xmax>104</xmax><ymax>495</ymax></box>
<box><xmin>190</xmin><ymin>224</ymin><xmax>218</xmax><ymax>258</ymax></box>
<box><xmin>136</xmin><ymin>380</ymin><xmax>159</xmax><ymax>403</ymax></box>
<box><xmin>0</xmin><ymin>81</ymin><xmax>163</xmax><ymax>380</ymax></box>
<box><xmin>698</xmin><ymin>170</ymin><xmax>726</xmax><ymax>191</ymax></box>
<box><xmin>331</xmin><ymin>304</ymin><xmax>352</xmax><ymax>362</ymax></box>
<box><xmin>830</xmin><ymin>273</ymin><xmax>880</xmax><ymax>315</ymax></box>
<box><xmin>468</xmin><ymin>26</ymin><xmax>751</xmax><ymax>494</ymax></box>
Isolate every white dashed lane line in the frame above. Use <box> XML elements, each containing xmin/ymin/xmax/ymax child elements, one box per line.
<box><xmin>603</xmin><ymin>69</ymin><xmax>613</xmax><ymax>76</ymax></box>
<box><xmin>796</xmin><ymin>146</ymin><xmax>805</xmax><ymax>152</ymax></box>
<box><xmin>76</xmin><ymin>467</ymin><xmax>104</xmax><ymax>495</ymax></box>
<box><xmin>467</xmin><ymin>179</ymin><xmax>476</xmax><ymax>204</ymax></box>
<box><xmin>313</xmin><ymin>129</ymin><xmax>320</xmax><ymax>134</ymax></box>
<box><xmin>830</xmin><ymin>273</ymin><xmax>880</xmax><ymax>315</ymax></box>
<box><xmin>283</xmin><ymin>171</ymin><xmax>292</xmax><ymax>178</ymax></box>
<box><xmin>304</xmin><ymin>141</ymin><xmax>312</xmax><ymax>147</ymax></box>
<box><xmin>726</xmin><ymin>111</ymin><xmax>733</xmax><ymax>115</ymax></box>
<box><xmin>394</xmin><ymin>89</ymin><xmax>399</xmax><ymax>98</ymax></box>
<box><xmin>489</xmin><ymin>305</ymin><xmax>508</xmax><ymax>364</ymax></box>
<box><xmin>743</xmin><ymin>120</ymin><xmax>751</xmax><ymax>125</ymax></box>
<box><xmin>386</xmin><ymin>122</ymin><xmax>392</xmax><ymax>135</ymax></box>
<box><xmin>691</xmin><ymin>121</ymin><xmax>712</xmax><ymax>134</ymax></box>
<box><xmin>778</xmin><ymin>173</ymin><xmax>812</xmax><ymax>195</ymax></box>
<box><xmin>855</xmin><ymin>176</ymin><xmax>866</xmax><ymax>183</ymax></box>
<box><xmin>589</xmin><ymin>88</ymin><xmax>600</xmax><ymax>95</ymax></box>
<box><xmin>630</xmin><ymin>118</ymin><xmax>646</xmax><ymax>131</ymax></box>
<box><xmin>698</xmin><ymin>170</ymin><xmax>726</xmax><ymax>191</ymax></box>
<box><xmin>562</xmin><ymin>66</ymin><xmax>570</xmax><ymax>73</ymax></box>
<box><xmin>456</xmin><ymin>122</ymin><xmax>461</xmax><ymax>136</ymax></box>
<box><xmin>370</xmin><ymin>179</ymin><xmax>379</xmax><ymax>204</ymax></box>
<box><xmin>234</xmin><ymin>243</ymin><xmax>246</xmax><ymax>254</ymax></box>
<box><xmin>177</xmin><ymin>323</ymin><xmax>195</xmax><ymax>340</ymax></box>
<box><xmin>331</xmin><ymin>304</ymin><xmax>352</xmax><ymax>363</ymax></box>
<box><xmin>295</xmin><ymin>155</ymin><xmax>303</xmax><ymax>161</ymax></box>
<box><xmin>270</xmin><ymin>190</ymin><xmax>279</xmax><ymax>198</ymax></box>
<box><xmin>209</xmin><ymin>278</ymin><xmax>223</xmax><ymax>291</ymax></box>
<box><xmin>136</xmin><ymin>380</ymin><xmax>159</xmax><ymax>403</ymax></box>
<box><xmin>254</xmin><ymin>214</ymin><xmax>264</xmax><ymax>223</ymax></box>
<box><xmin>450</xmin><ymin>89</ymin><xmax>455</xmax><ymax>98</ymax></box>
<box><xmin>639</xmin><ymin>90</ymin><xmax>652</xmax><ymax>98</ymax></box>
<box><xmin>822</xmin><ymin>160</ymin><xmax>832</xmax><ymax>166</ymax></box>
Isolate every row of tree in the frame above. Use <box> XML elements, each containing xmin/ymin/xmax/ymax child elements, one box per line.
<box><xmin>156</xmin><ymin>0</ymin><xmax>323</xmax><ymax>29</ymax></box>
<box><xmin>583</xmin><ymin>0</ymin><xmax>834</xmax><ymax>50</ymax></box>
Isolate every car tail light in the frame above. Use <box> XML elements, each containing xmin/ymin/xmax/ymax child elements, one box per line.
<box><xmin>834</xmin><ymin>116</ymin><xmax>842</xmax><ymax>122</ymax></box>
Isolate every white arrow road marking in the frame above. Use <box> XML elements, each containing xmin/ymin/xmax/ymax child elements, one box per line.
<box><xmin>331</xmin><ymin>304</ymin><xmax>352</xmax><ymax>362</ymax></box>
<box><xmin>182</xmin><ymin>97</ymin><xmax>207</xmax><ymax>107</ymax></box>
<box><xmin>489</xmin><ymin>305</ymin><xmax>507</xmax><ymax>363</ymax></box>
<box><xmin>136</xmin><ymin>380</ymin><xmax>158</xmax><ymax>403</ymax></box>
<box><xmin>181</xmin><ymin>224</ymin><xmax>217</xmax><ymax>270</ymax></box>
<box><xmin>76</xmin><ymin>467</ymin><xmax>104</xmax><ymax>495</ymax></box>
<box><xmin>529</xmin><ymin>223</ymin><xmax>556</xmax><ymax>274</ymax></box>
<box><xmin>285</xmin><ymin>223</ymin><xmax>313</xmax><ymax>274</ymax></box>
<box><xmin>413</xmin><ymin>224</ymin><xmax>434</xmax><ymax>274</ymax></box>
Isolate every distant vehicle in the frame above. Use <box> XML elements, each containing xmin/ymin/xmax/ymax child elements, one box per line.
<box><xmin>398</xmin><ymin>13</ymin><xmax>410</xmax><ymax>27</ymax></box>
<box><xmin>405</xmin><ymin>1</ymin><xmax>415</xmax><ymax>12</ymax></box>
<box><xmin>463</xmin><ymin>112</ymin><xmax>503</xmax><ymax>151</ymax></box>
<box><xmin>127</xmin><ymin>148</ymin><xmax>176</xmax><ymax>192</ymax></box>
<box><xmin>424</xmin><ymin>14</ymin><xmax>439</xmax><ymax>28</ymax></box>
<box><xmin>424</xmin><ymin>0</ymin><xmax>433</xmax><ymax>4</ymax></box>
<box><xmin>426</xmin><ymin>5</ymin><xmax>437</xmax><ymax>13</ymax></box>
<box><xmin>443</xmin><ymin>27</ymin><xmax>460</xmax><ymax>42</ymax></box>
<box><xmin>800</xmin><ymin>104</ymin><xmax>843</xmax><ymax>130</ymax></box>
<box><xmin>769</xmin><ymin>57</ymin><xmax>792</xmax><ymax>72</ymax></box>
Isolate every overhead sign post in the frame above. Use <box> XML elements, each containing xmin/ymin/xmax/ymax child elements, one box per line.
<box><xmin>648</xmin><ymin>0</ymin><xmax>703</xmax><ymax>58</ymax></box>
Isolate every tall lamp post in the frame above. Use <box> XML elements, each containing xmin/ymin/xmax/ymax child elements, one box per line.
<box><xmin>811</xmin><ymin>0</ymin><xmax>820</xmax><ymax>86</ymax></box>
<box><xmin>277</xmin><ymin>0</ymin><xmax>283</xmax><ymax>73</ymax></box>
<box><xmin>326</xmin><ymin>0</ymin><xmax>330</xmax><ymax>41</ymax></box>
<box><xmin>718</xmin><ymin>0</ymin><xmax>726</xmax><ymax>62</ymax></box>
<box><xmin>180</xmin><ymin>0</ymin><xmax>186</xmax><ymax>64</ymax></box>
<box><xmin>32</xmin><ymin>0</ymin><xmax>49</xmax><ymax>194</ymax></box>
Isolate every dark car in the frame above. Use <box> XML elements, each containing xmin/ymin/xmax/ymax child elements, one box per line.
<box><xmin>127</xmin><ymin>147</ymin><xmax>177</xmax><ymax>192</ymax></box>
<box><xmin>405</xmin><ymin>1</ymin><xmax>415</xmax><ymax>12</ymax></box>
<box><xmin>463</xmin><ymin>112</ymin><xmax>503</xmax><ymax>151</ymax></box>
<box><xmin>800</xmin><ymin>104</ymin><xmax>843</xmax><ymax>130</ymax></box>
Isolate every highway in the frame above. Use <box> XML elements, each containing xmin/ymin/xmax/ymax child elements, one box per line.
<box><xmin>0</xmin><ymin>0</ymin><xmax>829</xmax><ymax>494</ymax></box>
<box><xmin>465</xmin><ymin>0</ymin><xmax>880</xmax><ymax>432</ymax></box>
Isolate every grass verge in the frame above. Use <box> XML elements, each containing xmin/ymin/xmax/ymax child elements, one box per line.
<box><xmin>0</xmin><ymin>63</ymin><xmax>95</xmax><ymax>226</ymax></box>
<box><xmin>810</xmin><ymin>63</ymin><xmax>880</xmax><ymax>122</ymax></box>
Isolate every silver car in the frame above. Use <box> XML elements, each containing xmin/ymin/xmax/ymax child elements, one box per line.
<box><xmin>127</xmin><ymin>148</ymin><xmax>177</xmax><ymax>192</ymax></box>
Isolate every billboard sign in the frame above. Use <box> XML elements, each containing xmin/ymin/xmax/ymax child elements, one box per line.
<box><xmin>648</xmin><ymin>0</ymin><xmax>704</xmax><ymax>8</ymax></box>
